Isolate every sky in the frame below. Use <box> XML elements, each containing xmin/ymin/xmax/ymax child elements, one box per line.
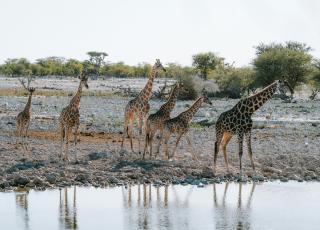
<box><xmin>0</xmin><ymin>0</ymin><xmax>320</xmax><ymax>66</ymax></box>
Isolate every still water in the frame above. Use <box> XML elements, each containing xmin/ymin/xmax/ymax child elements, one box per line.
<box><xmin>0</xmin><ymin>182</ymin><xmax>319</xmax><ymax>230</ymax></box>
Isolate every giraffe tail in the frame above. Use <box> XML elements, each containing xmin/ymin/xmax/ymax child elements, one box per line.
<box><xmin>126</xmin><ymin>126</ymin><xmax>129</xmax><ymax>138</ymax></box>
<box><xmin>214</xmin><ymin>141</ymin><xmax>218</xmax><ymax>156</ymax></box>
<box><xmin>144</xmin><ymin>121</ymin><xmax>151</xmax><ymax>154</ymax></box>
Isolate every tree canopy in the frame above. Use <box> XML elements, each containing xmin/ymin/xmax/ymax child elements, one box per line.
<box><xmin>192</xmin><ymin>52</ymin><xmax>224</xmax><ymax>80</ymax></box>
<box><xmin>0</xmin><ymin>44</ymin><xmax>319</xmax><ymax>99</ymax></box>
<box><xmin>253</xmin><ymin>41</ymin><xmax>313</xmax><ymax>90</ymax></box>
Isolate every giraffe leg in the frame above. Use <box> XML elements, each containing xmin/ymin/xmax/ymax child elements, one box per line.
<box><xmin>237</xmin><ymin>133</ymin><xmax>244</xmax><ymax>176</ymax></box>
<box><xmin>213</xmin><ymin>132</ymin><xmax>223</xmax><ymax>173</ymax></box>
<box><xmin>220</xmin><ymin>132</ymin><xmax>232</xmax><ymax>173</ymax></box>
<box><xmin>170</xmin><ymin>133</ymin><xmax>183</xmax><ymax>160</ymax></box>
<box><xmin>142</xmin><ymin>111</ymin><xmax>149</xmax><ymax>152</ymax></box>
<box><xmin>16</xmin><ymin>123</ymin><xmax>20</xmax><ymax>146</ymax></box>
<box><xmin>163</xmin><ymin>131</ymin><xmax>171</xmax><ymax>160</ymax></box>
<box><xmin>24</xmin><ymin>121</ymin><xmax>30</xmax><ymax>150</ymax></box>
<box><xmin>128</xmin><ymin>117</ymin><xmax>135</xmax><ymax>153</ymax></box>
<box><xmin>148</xmin><ymin>131</ymin><xmax>155</xmax><ymax>157</ymax></box>
<box><xmin>20</xmin><ymin>126</ymin><xmax>27</xmax><ymax>153</ymax></box>
<box><xmin>21</xmin><ymin>125</ymin><xmax>28</xmax><ymax>152</ymax></box>
<box><xmin>245</xmin><ymin>132</ymin><xmax>255</xmax><ymax>171</ymax></box>
<box><xmin>143</xmin><ymin>132</ymin><xmax>149</xmax><ymax>159</ymax></box>
<box><xmin>17</xmin><ymin>126</ymin><xmax>22</xmax><ymax>146</ymax></box>
<box><xmin>74</xmin><ymin>124</ymin><xmax>79</xmax><ymax>163</ymax></box>
<box><xmin>64</xmin><ymin>127</ymin><xmax>70</xmax><ymax>162</ymax></box>
<box><xmin>143</xmin><ymin>122</ymin><xmax>150</xmax><ymax>159</ymax></box>
<box><xmin>60</xmin><ymin>124</ymin><xmax>65</xmax><ymax>159</ymax></box>
<box><xmin>155</xmin><ymin>128</ymin><xmax>164</xmax><ymax>158</ymax></box>
<box><xmin>186</xmin><ymin>135</ymin><xmax>198</xmax><ymax>161</ymax></box>
<box><xmin>156</xmin><ymin>127</ymin><xmax>163</xmax><ymax>157</ymax></box>
<box><xmin>137</xmin><ymin>116</ymin><xmax>143</xmax><ymax>154</ymax></box>
<box><xmin>120</xmin><ymin>115</ymin><xmax>129</xmax><ymax>150</ymax></box>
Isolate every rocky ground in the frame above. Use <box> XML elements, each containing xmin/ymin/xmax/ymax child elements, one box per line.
<box><xmin>0</xmin><ymin>79</ymin><xmax>320</xmax><ymax>191</ymax></box>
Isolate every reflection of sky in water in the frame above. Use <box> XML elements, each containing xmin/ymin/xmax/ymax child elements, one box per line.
<box><xmin>1</xmin><ymin>182</ymin><xmax>320</xmax><ymax>230</ymax></box>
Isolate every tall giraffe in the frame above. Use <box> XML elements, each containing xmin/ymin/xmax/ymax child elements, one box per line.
<box><xmin>143</xmin><ymin>82</ymin><xmax>187</xmax><ymax>158</ymax></box>
<box><xmin>121</xmin><ymin>59</ymin><xmax>166</xmax><ymax>154</ymax></box>
<box><xmin>59</xmin><ymin>71</ymin><xmax>89</xmax><ymax>162</ymax></box>
<box><xmin>16</xmin><ymin>77</ymin><xmax>35</xmax><ymax>150</ymax></box>
<box><xmin>214</xmin><ymin>80</ymin><xmax>293</xmax><ymax>174</ymax></box>
<box><xmin>160</xmin><ymin>95</ymin><xmax>212</xmax><ymax>160</ymax></box>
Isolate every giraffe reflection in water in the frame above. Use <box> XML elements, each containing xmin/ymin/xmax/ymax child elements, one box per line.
<box><xmin>122</xmin><ymin>184</ymin><xmax>194</xmax><ymax>230</ymax></box>
<box><xmin>59</xmin><ymin>186</ymin><xmax>78</xmax><ymax>230</ymax></box>
<box><xmin>213</xmin><ymin>183</ymin><xmax>256</xmax><ymax>230</ymax></box>
<box><xmin>15</xmin><ymin>188</ymin><xmax>30</xmax><ymax>230</ymax></box>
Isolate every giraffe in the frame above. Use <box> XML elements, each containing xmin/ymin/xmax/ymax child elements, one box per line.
<box><xmin>16</xmin><ymin>77</ymin><xmax>35</xmax><ymax>150</ymax></box>
<box><xmin>160</xmin><ymin>95</ymin><xmax>212</xmax><ymax>160</ymax></box>
<box><xmin>213</xmin><ymin>80</ymin><xmax>293</xmax><ymax>174</ymax></box>
<box><xmin>143</xmin><ymin>82</ymin><xmax>187</xmax><ymax>158</ymax></box>
<box><xmin>59</xmin><ymin>71</ymin><xmax>89</xmax><ymax>162</ymax></box>
<box><xmin>120</xmin><ymin>59</ymin><xmax>166</xmax><ymax>154</ymax></box>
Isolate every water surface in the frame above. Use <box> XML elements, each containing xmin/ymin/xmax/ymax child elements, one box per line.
<box><xmin>0</xmin><ymin>182</ymin><xmax>319</xmax><ymax>230</ymax></box>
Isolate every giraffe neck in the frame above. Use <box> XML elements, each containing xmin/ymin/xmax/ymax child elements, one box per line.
<box><xmin>23</xmin><ymin>93</ymin><xmax>33</xmax><ymax>113</ymax></box>
<box><xmin>178</xmin><ymin>97</ymin><xmax>204</xmax><ymax>123</ymax></box>
<box><xmin>70</xmin><ymin>82</ymin><xmax>83</xmax><ymax>109</ymax></box>
<box><xmin>159</xmin><ymin>85</ymin><xmax>179</xmax><ymax>113</ymax></box>
<box><xmin>241</xmin><ymin>81</ymin><xmax>278</xmax><ymax>114</ymax></box>
<box><xmin>138</xmin><ymin>67</ymin><xmax>157</xmax><ymax>101</ymax></box>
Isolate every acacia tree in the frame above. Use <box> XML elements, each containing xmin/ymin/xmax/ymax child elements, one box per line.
<box><xmin>307</xmin><ymin>59</ymin><xmax>320</xmax><ymax>100</ymax></box>
<box><xmin>86</xmin><ymin>51</ymin><xmax>108</xmax><ymax>76</ymax></box>
<box><xmin>253</xmin><ymin>41</ymin><xmax>313</xmax><ymax>91</ymax></box>
<box><xmin>192</xmin><ymin>52</ymin><xmax>223</xmax><ymax>80</ymax></box>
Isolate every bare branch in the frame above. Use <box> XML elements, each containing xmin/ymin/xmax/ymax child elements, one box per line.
<box><xmin>18</xmin><ymin>76</ymin><xmax>34</xmax><ymax>91</ymax></box>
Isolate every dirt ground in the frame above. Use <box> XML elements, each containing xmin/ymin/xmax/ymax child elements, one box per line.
<box><xmin>1</xmin><ymin>113</ymin><xmax>320</xmax><ymax>190</ymax></box>
<box><xmin>1</xmin><ymin>83</ymin><xmax>320</xmax><ymax>190</ymax></box>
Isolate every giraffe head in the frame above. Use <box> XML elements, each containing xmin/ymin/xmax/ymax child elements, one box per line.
<box><xmin>79</xmin><ymin>71</ymin><xmax>89</xmax><ymax>89</ymax></box>
<box><xmin>154</xmin><ymin>59</ymin><xmax>166</xmax><ymax>72</ymax></box>
<box><xmin>28</xmin><ymin>87</ymin><xmax>36</xmax><ymax>94</ymax></box>
<box><xmin>202</xmin><ymin>95</ymin><xmax>212</xmax><ymax>105</ymax></box>
<box><xmin>201</xmin><ymin>89</ymin><xmax>212</xmax><ymax>105</ymax></box>
<box><xmin>277</xmin><ymin>80</ymin><xmax>293</xmax><ymax>96</ymax></box>
<box><xmin>176</xmin><ymin>82</ymin><xmax>189</xmax><ymax>95</ymax></box>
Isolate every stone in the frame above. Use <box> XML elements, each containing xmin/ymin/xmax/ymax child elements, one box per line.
<box><xmin>75</xmin><ymin>174</ymin><xmax>89</xmax><ymax>183</ymax></box>
<box><xmin>33</xmin><ymin>177</ymin><xmax>45</xmax><ymax>186</ymax></box>
<box><xmin>45</xmin><ymin>174</ymin><xmax>57</xmax><ymax>184</ymax></box>
<box><xmin>13</xmin><ymin>175</ymin><xmax>30</xmax><ymax>186</ymax></box>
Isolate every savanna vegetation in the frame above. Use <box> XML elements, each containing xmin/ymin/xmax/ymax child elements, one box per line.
<box><xmin>0</xmin><ymin>41</ymin><xmax>319</xmax><ymax>99</ymax></box>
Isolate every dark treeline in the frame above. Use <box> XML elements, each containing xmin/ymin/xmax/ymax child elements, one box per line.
<box><xmin>1</xmin><ymin>42</ymin><xmax>320</xmax><ymax>99</ymax></box>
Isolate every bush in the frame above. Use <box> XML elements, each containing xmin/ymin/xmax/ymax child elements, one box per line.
<box><xmin>178</xmin><ymin>75</ymin><xmax>218</xmax><ymax>100</ymax></box>
<box><xmin>253</xmin><ymin>41</ymin><xmax>313</xmax><ymax>90</ymax></box>
<box><xmin>211</xmin><ymin>65</ymin><xmax>256</xmax><ymax>98</ymax></box>
<box><xmin>178</xmin><ymin>75</ymin><xmax>198</xmax><ymax>100</ymax></box>
<box><xmin>306</xmin><ymin>60</ymin><xmax>320</xmax><ymax>100</ymax></box>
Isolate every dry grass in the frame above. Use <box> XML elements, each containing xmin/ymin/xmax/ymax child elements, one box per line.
<box><xmin>0</xmin><ymin>88</ymin><xmax>118</xmax><ymax>97</ymax></box>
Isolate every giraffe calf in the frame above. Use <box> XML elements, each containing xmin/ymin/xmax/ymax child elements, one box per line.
<box><xmin>16</xmin><ymin>82</ymin><xmax>35</xmax><ymax>151</ymax></box>
<box><xmin>160</xmin><ymin>96</ymin><xmax>212</xmax><ymax>160</ymax></box>
<box><xmin>143</xmin><ymin>83</ymin><xmax>187</xmax><ymax>158</ymax></box>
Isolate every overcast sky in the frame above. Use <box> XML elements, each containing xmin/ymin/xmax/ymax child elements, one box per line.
<box><xmin>1</xmin><ymin>0</ymin><xmax>319</xmax><ymax>66</ymax></box>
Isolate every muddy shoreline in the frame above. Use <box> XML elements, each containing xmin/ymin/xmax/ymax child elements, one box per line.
<box><xmin>1</xmin><ymin>88</ymin><xmax>320</xmax><ymax>190</ymax></box>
